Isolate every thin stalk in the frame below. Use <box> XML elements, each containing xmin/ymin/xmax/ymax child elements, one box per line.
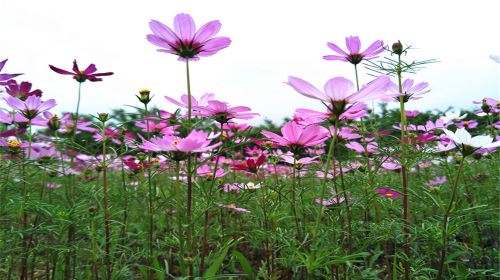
<box><xmin>437</xmin><ymin>156</ymin><xmax>465</xmax><ymax>279</ymax></box>
<box><xmin>199</xmin><ymin>122</ymin><xmax>224</xmax><ymax>274</ymax></box>
<box><xmin>397</xmin><ymin>53</ymin><xmax>411</xmax><ymax>280</ymax></box>
<box><xmin>337</xmin><ymin>158</ymin><xmax>352</xmax><ymax>253</ymax></box>
<box><xmin>90</xmin><ymin>215</ymin><xmax>99</xmax><ymax>280</ymax></box>
<box><xmin>313</xmin><ymin>121</ymin><xmax>339</xmax><ymax>239</ymax></box>
<box><xmin>73</xmin><ymin>82</ymin><xmax>82</xmax><ymax>139</ymax></box>
<box><xmin>185</xmin><ymin>58</ymin><xmax>194</xmax><ymax>278</ymax></box>
<box><xmin>144</xmin><ymin>103</ymin><xmax>155</xmax><ymax>280</ymax></box>
<box><xmin>20</xmin><ymin>120</ymin><xmax>33</xmax><ymax>280</ymax></box>
<box><xmin>101</xmin><ymin>121</ymin><xmax>111</xmax><ymax>280</ymax></box>
<box><xmin>174</xmin><ymin>162</ymin><xmax>186</xmax><ymax>274</ymax></box>
<box><xmin>291</xmin><ymin>159</ymin><xmax>301</xmax><ymax>239</ymax></box>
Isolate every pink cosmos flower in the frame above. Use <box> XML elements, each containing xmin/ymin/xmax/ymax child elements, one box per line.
<box><xmin>287</xmin><ymin>75</ymin><xmax>391</xmax><ymax>120</ymax></box>
<box><xmin>165</xmin><ymin>93</ymin><xmax>215</xmax><ymax>110</ymax></box>
<box><xmin>193</xmin><ymin>100</ymin><xmax>259</xmax><ymax>123</ymax></box>
<box><xmin>389</xmin><ymin>79</ymin><xmax>430</xmax><ymax>102</ymax></box>
<box><xmin>4</xmin><ymin>80</ymin><xmax>42</xmax><ymax>100</ymax></box>
<box><xmin>261</xmin><ymin>121</ymin><xmax>328</xmax><ymax>150</ymax></box>
<box><xmin>473</xmin><ymin>97</ymin><xmax>499</xmax><ymax>115</ymax></box>
<box><xmin>49</xmin><ymin>60</ymin><xmax>113</xmax><ymax>82</ymax></box>
<box><xmin>6</xmin><ymin>95</ymin><xmax>56</xmax><ymax>120</ymax></box>
<box><xmin>0</xmin><ymin>59</ymin><xmax>22</xmax><ymax>84</ymax></box>
<box><xmin>46</xmin><ymin>183</ymin><xmax>63</xmax><ymax>189</ymax></box>
<box><xmin>196</xmin><ymin>164</ymin><xmax>226</xmax><ymax>178</ymax></box>
<box><xmin>455</xmin><ymin>119</ymin><xmax>478</xmax><ymax>129</ymax></box>
<box><xmin>147</xmin><ymin>13</ymin><xmax>231</xmax><ymax>61</ymax></box>
<box><xmin>223</xmin><ymin>204</ymin><xmax>250</xmax><ymax>213</ymax></box>
<box><xmin>427</xmin><ymin>176</ymin><xmax>447</xmax><ymax>187</ymax></box>
<box><xmin>323</xmin><ymin>36</ymin><xmax>384</xmax><ymax>65</ymax></box>
<box><xmin>405</xmin><ymin>110</ymin><xmax>420</xmax><ymax>118</ymax></box>
<box><xmin>345</xmin><ymin>141</ymin><xmax>378</xmax><ymax>154</ymax></box>
<box><xmin>139</xmin><ymin>130</ymin><xmax>221</xmax><ymax>154</ymax></box>
<box><xmin>315</xmin><ymin>196</ymin><xmax>345</xmax><ymax>206</ymax></box>
<box><xmin>376</xmin><ymin>186</ymin><xmax>401</xmax><ymax>198</ymax></box>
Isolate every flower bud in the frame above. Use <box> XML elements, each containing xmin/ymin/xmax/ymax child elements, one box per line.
<box><xmin>392</xmin><ymin>40</ymin><xmax>403</xmax><ymax>55</ymax></box>
<box><xmin>137</xmin><ymin>88</ymin><xmax>152</xmax><ymax>105</ymax></box>
<box><xmin>97</xmin><ymin>112</ymin><xmax>110</xmax><ymax>123</ymax></box>
<box><xmin>47</xmin><ymin>115</ymin><xmax>61</xmax><ymax>131</ymax></box>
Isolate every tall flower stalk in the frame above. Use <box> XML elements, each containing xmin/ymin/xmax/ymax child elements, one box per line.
<box><xmin>393</xmin><ymin>42</ymin><xmax>412</xmax><ymax>280</ymax></box>
<box><xmin>98</xmin><ymin>113</ymin><xmax>112</xmax><ymax>280</ymax></box>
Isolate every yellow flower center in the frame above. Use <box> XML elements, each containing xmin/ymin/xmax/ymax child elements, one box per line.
<box><xmin>463</xmin><ymin>121</ymin><xmax>469</xmax><ymax>125</ymax></box>
<box><xmin>227</xmin><ymin>204</ymin><xmax>236</xmax><ymax>207</ymax></box>
<box><xmin>172</xmin><ymin>140</ymin><xmax>180</xmax><ymax>146</ymax></box>
<box><xmin>386</xmin><ymin>193</ymin><xmax>393</xmax><ymax>197</ymax></box>
<box><xmin>8</xmin><ymin>140</ymin><xmax>21</xmax><ymax>148</ymax></box>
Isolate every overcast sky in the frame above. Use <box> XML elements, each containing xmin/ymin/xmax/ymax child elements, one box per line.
<box><xmin>1</xmin><ymin>0</ymin><xmax>499</xmax><ymax>124</ymax></box>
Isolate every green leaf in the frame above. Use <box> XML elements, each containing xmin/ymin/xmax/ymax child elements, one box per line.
<box><xmin>203</xmin><ymin>237</ymin><xmax>242</xmax><ymax>278</ymax></box>
<box><xmin>232</xmin><ymin>250</ymin><xmax>255</xmax><ymax>280</ymax></box>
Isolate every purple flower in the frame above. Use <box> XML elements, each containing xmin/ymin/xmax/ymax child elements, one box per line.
<box><xmin>193</xmin><ymin>100</ymin><xmax>259</xmax><ymax>123</ymax></box>
<box><xmin>223</xmin><ymin>204</ymin><xmax>250</xmax><ymax>213</ymax></box>
<box><xmin>376</xmin><ymin>186</ymin><xmax>401</xmax><ymax>198</ymax></box>
<box><xmin>405</xmin><ymin>110</ymin><xmax>420</xmax><ymax>118</ymax></box>
<box><xmin>139</xmin><ymin>130</ymin><xmax>221</xmax><ymax>155</ymax></box>
<box><xmin>49</xmin><ymin>60</ymin><xmax>113</xmax><ymax>82</ymax></box>
<box><xmin>427</xmin><ymin>176</ymin><xmax>447</xmax><ymax>187</ymax></box>
<box><xmin>389</xmin><ymin>79</ymin><xmax>431</xmax><ymax>102</ymax></box>
<box><xmin>287</xmin><ymin>75</ymin><xmax>391</xmax><ymax>121</ymax></box>
<box><xmin>0</xmin><ymin>59</ymin><xmax>22</xmax><ymax>84</ymax></box>
<box><xmin>147</xmin><ymin>13</ymin><xmax>231</xmax><ymax>61</ymax></box>
<box><xmin>261</xmin><ymin>121</ymin><xmax>328</xmax><ymax>150</ymax></box>
<box><xmin>4</xmin><ymin>80</ymin><xmax>42</xmax><ymax>100</ymax></box>
<box><xmin>6</xmin><ymin>95</ymin><xmax>56</xmax><ymax>120</ymax></box>
<box><xmin>323</xmin><ymin>36</ymin><xmax>384</xmax><ymax>65</ymax></box>
<box><xmin>455</xmin><ymin>119</ymin><xmax>478</xmax><ymax>129</ymax></box>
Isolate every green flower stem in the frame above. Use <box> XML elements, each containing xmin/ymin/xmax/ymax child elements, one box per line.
<box><xmin>437</xmin><ymin>156</ymin><xmax>465</xmax><ymax>280</ymax></box>
<box><xmin>174</xmin><ymin>162</ymin><xmax>186</xmax><ymax>275</ymax></box>
<box><xmin>144</xmin><ymin>103</ymin><xmax>155</xmax><ymax>280</ymax></box>
<box><xmin>100</xmin><ymin>120</ymin><xmax>111</xmax><ymax>280</ymax></box>
<box><xmin>313</xmin><ymin>120</ymin><xmax>339</xmax><ymax>239</ymax></box>
<box><xmin>397</xmin><ymin>53</ymin><xmax>411</xmax><ymax>280</ymax></box>
<box><xmin>291</xmin><ymin>158</ymin><xmax>301</xmax><ymax>239</ymax></box>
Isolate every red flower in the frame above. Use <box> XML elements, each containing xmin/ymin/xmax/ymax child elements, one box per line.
<box><xmin>232</xmin><ymin>154</ymin><xmax>266</xmax><ymax>174</ymax></box>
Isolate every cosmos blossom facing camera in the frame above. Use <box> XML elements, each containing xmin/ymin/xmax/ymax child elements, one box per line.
<box><xmin>6</xmin><ymin>95</ymin><xmax>56</xmax><ymax>120</ymax></box>
<box><xmin>261</xmin><ymin>121</ymin><xmax>328</xmax><ymax>149</ymax></box>
<box><xmin>139</xmin><ymin>130</ymin><xmax>221</xmax><ymax>154</ymax></box>
<box><xmin>323</xmin><ymin>36</ymin><xmax>384</xmax><ymax>65</ymax></box>
<box><xmin>147</xmin><ymin>13</ymin><xmax>231</xmax><ymax>61</ymax></box>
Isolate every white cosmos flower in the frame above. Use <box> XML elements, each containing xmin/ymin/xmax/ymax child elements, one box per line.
<box><xmin>440</xmin><ymin>111</ymin><xmax>467</xmax><ymax>124</ymax></box>
<box><xmin>442</xmin><ymin>128</ymin><xmax>500</xmax><ymax>155</ymax></box>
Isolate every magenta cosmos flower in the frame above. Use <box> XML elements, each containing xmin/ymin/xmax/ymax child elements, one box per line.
<box><xmin>323</xmin><ymin>36</ymin><xmax>384</xmax><ymax>65</ymax></box>
<box><xmin>376</xmin><ymin>186</ymin><xmax>401</xmax><ymax>198</ymax></box>
<box><xmin>147</xmin><ymin>13</ymin><xmax>231</xmax><ymax>61</ymax></box>
<box><xmin>261</xmin><ymin>121</ymin><xmax>328</xmax><ymax>151</ymax></box>
<box><xmin>49</xmin><ymin>60</ymin><xmax>113</xmax><ymax>82</ymax></box>
<box><xmin>5</xmin><ymin>80</ymin><xmax>42</xmax><ymax>100</ymax></box>
<box><xmin>389</xmin><ymin>78</ymin><xmax>430</xmax><ymax>102</ymax></box>
<box><xmin>139</xmin><ymin>130</ymin><xmax>221</xmax><ymax>158</ymax></box>
<box><xmin>193</xmin><ymin>100</ymin><xmax>259</xmax><ymax>123</ymax></box>
<box><xmin>6</xmin><ymin>95</ymin><xmax>56</xmax><ymax>120</ymax></box>
<box><xmin>287</xmin><ymin>75</ymin><xmax>391</xmax><ymax>120</ymax></box>
<box><xmin>0</xmin><ymin>59</ymin><xmax>22</xmax><ymax>84</ymax></box>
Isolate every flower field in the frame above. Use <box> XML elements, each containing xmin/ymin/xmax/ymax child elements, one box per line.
<box><xmin>1</xmin><ymin>12</ymin><xmax>499</xmax><ymax>280</ymax></box>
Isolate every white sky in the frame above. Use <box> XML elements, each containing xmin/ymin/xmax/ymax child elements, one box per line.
<box><xmin>1</xmin><ymin>0</ymin><xmax>499</xmax><ymax>124</ymax></box>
